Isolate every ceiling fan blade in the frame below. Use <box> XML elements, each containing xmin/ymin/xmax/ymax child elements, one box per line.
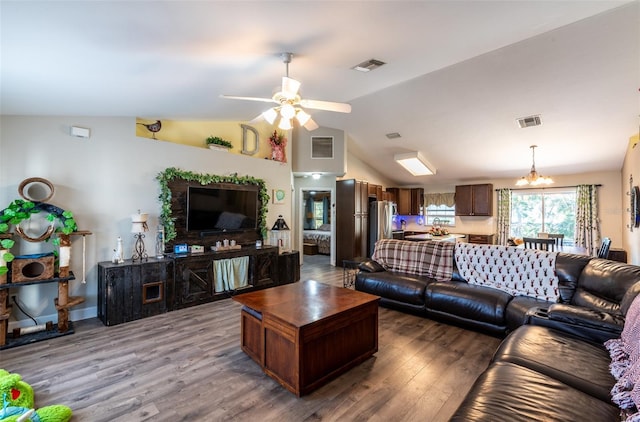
<box><xmin>220</xmin><ymin>94</ymin><xmax>275</xmax><ymax>103</ymax></box>
<box><xmin>299</xmin><ymin>99</ymin><xmax>351</xmax><ymax>113</ymax></box>
<box><xmin>282</xmin><ymin>77</ymin><xmax>301</xmax><ymax>99</ymax></box>
<box><xmin>248</xmin><ymin>113</ymin><xmax>264</xmax><ymax>124</ymax></box>
<box><xmin>303</xmin><ymin>117</ymin><xmax>319</xmax><ymax>131</ymax></box>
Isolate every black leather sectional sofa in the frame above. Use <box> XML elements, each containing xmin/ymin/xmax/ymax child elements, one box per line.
<box><xmin>355</xmin><ymin>245</ymin><xmax>640</xmax><ymax>421</ymax></box>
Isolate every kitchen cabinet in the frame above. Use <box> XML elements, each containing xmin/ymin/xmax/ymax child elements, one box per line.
<box><xmin>455</xmin><ymin>184</ymin><xmax>493</xmax><ymax>216</ymax></box>
<box><xmin>336</xmin><ymin>179</ymin><xmax>369</xmax><ymax>265</ymax></box>
<box><xmin>388</xmin><ymin>187</ymin><xmax>423</xmax><ymax>215</ymax></box>
<box><xmin>368</xmin><ymin>184</ymin><xmax>383</xmax><ymax>200</ymax></box>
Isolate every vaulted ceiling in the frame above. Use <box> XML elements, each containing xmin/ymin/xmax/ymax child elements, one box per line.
<box><xmin>2</xmin><ymin>1</ymin><xmax>638</xmax><ymax>185</ymax></box>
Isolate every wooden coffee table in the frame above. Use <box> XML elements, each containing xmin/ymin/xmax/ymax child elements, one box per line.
<box><xmin>232</xmin><ymin>280</ymin><xmax>380</xmax><ymax>396</ymax></box>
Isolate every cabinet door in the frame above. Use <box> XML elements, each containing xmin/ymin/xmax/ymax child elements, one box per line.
<box><xmin>384</xmin><ymin>189</ymin><xmax>397</xmax><ymax>203</ymax></box>
<box><xmin>173</xmin><ymin>256</ymin><xmax>215</xmax><ymax>308</ymax></box>
<box><xmin>336</xmin><ymin>180</ymin><xmax>356</xmax><ymax>265</ymax></box>
<box><xmin>255</xmin><ymin>249</ymin><xmax>277</xmax><ymax>287</ymax></box>
<box><xmin>455</xmin><ymin>185</ymin><xmax>473</xmax><ymax>216</ymax></box>
<box><xmin>471</xmin><ymin>184</ymin><xmax>493</xmax><ymax>216</ymax></box>
<box><xmin>396</xmin><ymin>189</ymin><xmax>411</xmax><ymax>215</ymax></box>
<box><xmin>410</xmin><ymin>188</ymin><xmax>424</xmax><ymax>215</ymax></box>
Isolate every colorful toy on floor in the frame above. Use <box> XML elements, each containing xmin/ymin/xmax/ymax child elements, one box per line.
<box><xmin>0</xmin><ymin>369</ymin><xmax>72</xmax><ymax>422</ymax></box>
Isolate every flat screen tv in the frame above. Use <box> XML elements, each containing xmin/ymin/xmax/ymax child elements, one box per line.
<box><xmin>187</xmin><ymin>186</ymin><xmax>259</xmax><ymax>232</ymax></box>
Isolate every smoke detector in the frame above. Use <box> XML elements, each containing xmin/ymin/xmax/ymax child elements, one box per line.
<box><xmin>516</xmin><ymin>115</ymin><xmax>542</xmax><ymax>128</ymax></box>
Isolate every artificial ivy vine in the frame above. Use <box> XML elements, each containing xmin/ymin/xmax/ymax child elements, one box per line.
<box><xmin>156</xmin><ymin>167</ymin><xmax>270</xmax><ymax>242</ymax></box>
<box><xmin>0</xmin><ymin>199</ymin><xmax>78</xmax><ymax>276</ymax></box>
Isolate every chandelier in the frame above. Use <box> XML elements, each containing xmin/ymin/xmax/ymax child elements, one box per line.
<box><xmin>515</xmin><ymin>145</ymin><xmax>554</xmax><ymax>186</ymax></box>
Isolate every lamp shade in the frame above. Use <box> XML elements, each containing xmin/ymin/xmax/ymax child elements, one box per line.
<box><xmin>394</xmin><ymin>152</ymin><xmax>435</xmax><ymax>176</ymax></box>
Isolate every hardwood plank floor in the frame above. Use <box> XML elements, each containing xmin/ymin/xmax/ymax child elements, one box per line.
<box><xmin>0</xmin><ymin>254</ymin><xmax>501</xmax><ymax>421</ymax></box>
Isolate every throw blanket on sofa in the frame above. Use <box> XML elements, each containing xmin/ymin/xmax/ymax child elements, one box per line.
<box><xmin>372</xmin><ymin>239</ymin><xmax>454</xmax><ymax>282</ymax></box>
<box><xmin>454</xmin><ymin>243</ymin><xmax>560</xmax><ymax>302</ymax></box>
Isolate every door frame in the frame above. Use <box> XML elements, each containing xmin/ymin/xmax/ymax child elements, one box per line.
<box><xmin>297</xmin><ymin>186</ymin><xmax>335</xmax><ymax>266</ymax></box>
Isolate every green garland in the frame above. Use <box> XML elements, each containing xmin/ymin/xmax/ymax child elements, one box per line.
<box><xmin>0</xmin><ymin>199</ymin><xmax>77</xmax><ymax>276</ymax></box>
<box><xmin>156</xmin><ymin>167</ymin><xmax>270</xmax><ymax>242</ymax></box>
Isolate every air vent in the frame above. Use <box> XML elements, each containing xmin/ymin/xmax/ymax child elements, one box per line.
<box><xmin>385</xmin><ymin>132</ymin><xmax>401</xmax><ymax>139</ymax></box>
<box><xmin>352</xmin><ymin>59</ymin><xmax>386</xmax><ymax>73</ymax></box>
<box><xmin>517</xmin><ymin>115</ymin><xmax>542</xmax><ymax>128</ymax></box>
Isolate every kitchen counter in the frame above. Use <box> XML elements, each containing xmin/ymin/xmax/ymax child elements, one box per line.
<box><xmin>404</xmin><ymin>233</ymin><xmax>466</xmax><ymax>242</ymax></box>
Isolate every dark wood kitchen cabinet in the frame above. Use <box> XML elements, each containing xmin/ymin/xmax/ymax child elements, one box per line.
<box><xmin>336</xmin><ymin>179</ymin><xmax>369</xmax><ymax>265</ymax></box>
<box><xmin>388</xmin><ymin>187</ymin><xmax>423</xmax><ymax>215</ymax></box>
<box><xmin>455</xmin><ymin>184</ymin><xmax>493</xmax><ymax>216</ymax></box>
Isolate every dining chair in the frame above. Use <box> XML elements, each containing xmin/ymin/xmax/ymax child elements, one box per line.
<box><xmin>597</xmin><ymin>237</ymin><xmax>612</xmax><ymax>259</ymax></box>
<box><xmin>523</xmin><ymin>237</ymin><xmax>556</xmax><ymax>251</ymax></box>
<box><xmin>548</xmin><ymin>233</ymin><xmax>564</xmax><ymax>247</ymax></box>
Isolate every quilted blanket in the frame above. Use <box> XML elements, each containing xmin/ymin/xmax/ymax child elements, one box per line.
<box><xmin>372</xmin><ymin>239</ymin><xmax>454</xmax><ymax>282</ymax></box>
<box><xmin>454</xmin><ymin>243</ymin><xmax>560</xmax><ymax>302</ymax></box>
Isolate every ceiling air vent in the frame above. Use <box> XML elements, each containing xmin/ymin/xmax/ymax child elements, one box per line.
<box><xmin>385</xmin><ymin>132</ymin><xmax>401</xmax><ymax>139</ymax></box>
<box><xmin>516</xmin><ymin>115</ymin><xmax>542</xmax><ymax>128</ymax></box>
<box><xmin>352</xmin><ymin>59</ymin><xmax>386</xmax><ymax>73</ymax></box>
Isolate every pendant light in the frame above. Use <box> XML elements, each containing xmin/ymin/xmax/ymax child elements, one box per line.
<box><xmin>516</xmin><ymin>145</ymin><xmax>554</xmax><ymax>186</ymax></box>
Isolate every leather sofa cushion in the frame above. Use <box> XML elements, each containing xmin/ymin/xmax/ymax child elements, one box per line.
<box><xmin>355</xmin><ymin>271</ymin><xmax>432</xmax><ymax>306</ymax></box>
<box><xmin>555</xmin><ymin>253</ymin><xmax>592</xmax><ymax>303</ymax></box>
<box><xmin>505</xmin><ymin>296</ymin><xmax>551</xmax><ymax>332</ymax></box>
<box><xmin>573</xmin><ymin>259</ymin><xmax>640</xmax><ymax>315</ymax></box>
<box><xmin>492</xmin><ymin>325</ymin><xmax>615</xmax><ymax>401</ymax></box>
<box><xmin>450</xmin><ymin>361</ymin><xmax>619</xmax><ymax>422</ymax></box>
<box><xmin>426</xmin><ymin>281</ymin><xmax>511</xmax><ymax>326</ymax></box>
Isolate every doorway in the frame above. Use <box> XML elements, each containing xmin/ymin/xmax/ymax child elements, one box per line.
<box><xmin>299</xmin><ymin>187</ymin><xmax>335</xmax><ymax>266</ymax></box>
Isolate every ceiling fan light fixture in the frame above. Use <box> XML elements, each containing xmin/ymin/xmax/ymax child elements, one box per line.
<box><xmin>394</xmin><ymin>151</ymin><xmax>435</xmax><ymax>176</ymax></box>
<box><xmin>280</xmin><ymin>103</ymin><xmax>296</xmax><ymax>119</ymax></box>
<box><xmin>278</xmin><ymin>117</ymin><xmax>292</xmax><ymax>130</ymax></box>
<box><xmin>516</xmin><ymin>145</ymin><xmax>554</xmax><ymax>186</ymax></box>
<box><xmin>262</xmin><ymin>108</ymin><xmax>278</xmax><ymax>124</ymax></box>
<box><xmin>296</xmin><ymin>109</ymin><xmax>311</xmax><ymax>126</ymax></box>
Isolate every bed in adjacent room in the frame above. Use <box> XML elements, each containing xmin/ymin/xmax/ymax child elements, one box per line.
<box><xmin>303</xmin><ymin>224</ymin><xmax>331</xmax><ymax>255</ymax></box>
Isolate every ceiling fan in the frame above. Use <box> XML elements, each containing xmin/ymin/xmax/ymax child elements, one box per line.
<box><xmin>221</xmin><ymin>53</ymin><xmax>351</xmax><ymax>131</ymax></box>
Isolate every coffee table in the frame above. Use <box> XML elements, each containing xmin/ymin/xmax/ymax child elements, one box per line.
<box><xmin>232</xmin><ymin>280</ymin><xmax>380</xmax><ymax>396</ymax></box>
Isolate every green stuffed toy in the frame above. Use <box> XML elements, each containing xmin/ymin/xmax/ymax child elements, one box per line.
<box><xmin>0</xmin><ymin>369</ymin><xmax>72</xmax><ymax>422</ymax></box>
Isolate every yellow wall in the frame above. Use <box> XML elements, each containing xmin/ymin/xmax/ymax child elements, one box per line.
<box><xmin>135</xmin><ymin>118</ymin><xmax>286</xmax><ymax>160</ymax></box>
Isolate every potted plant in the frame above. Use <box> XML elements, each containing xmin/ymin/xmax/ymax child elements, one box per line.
<box><xmin>206</xmin><ymin>136</ymin><xmax>233</xmax><ymax>151</ymax></box>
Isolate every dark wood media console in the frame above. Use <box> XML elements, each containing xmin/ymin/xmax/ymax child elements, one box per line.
<box><xmin>98</xmin><ymin>246</ymin><xmax>300</xmax><ymax>326</ymax></box>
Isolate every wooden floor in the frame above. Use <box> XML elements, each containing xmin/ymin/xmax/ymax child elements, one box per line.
<box><xmin>0</xmin><ymin>254</ymin><xmax>501</xmax><ymax>421</ymax></box>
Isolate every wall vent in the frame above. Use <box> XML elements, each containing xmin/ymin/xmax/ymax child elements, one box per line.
<box><xmin>385</xmin><ymin>132</ymin><xmax>401</xmax><ymax>139</ymax></box>
<box><xmin>517</xmin><ymin>115</ymin><xmax>542</xmax><ymax>128</ymax></box>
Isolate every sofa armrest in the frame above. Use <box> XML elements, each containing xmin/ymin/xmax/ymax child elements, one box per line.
<box><xmin>358</xmin><ymin>259</ymin><xmax>385</xmax><ymax>273</ymax></box>
<box><xmin>525</xmin><ymin>304</ymin><xmax>623</xmax><ymax>343</ymax></box>
<box><xmin>547</xmin><ymin>303</ymin><xmax>624</xmax><ymax>331</ymax></box>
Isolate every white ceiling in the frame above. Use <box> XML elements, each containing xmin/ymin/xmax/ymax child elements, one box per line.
<box><xmin>2</xmin><ymin>1</ymin><xmax>639</xmax><ymax>186</ymax></box>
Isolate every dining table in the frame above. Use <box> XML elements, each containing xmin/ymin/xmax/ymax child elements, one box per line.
<box><xmin>516</xmin><ymin>240</ymin><xmax>589</xmax><ymax>256</ymax></box>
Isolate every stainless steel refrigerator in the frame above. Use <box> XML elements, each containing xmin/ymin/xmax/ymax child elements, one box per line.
<box><xmin>369</xmin><ymin>200</ymin><xmax>396</xmax><ymax>256</ymax></box>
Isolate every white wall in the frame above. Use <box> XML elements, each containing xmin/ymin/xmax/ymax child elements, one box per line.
<box><xmin>622</xmin><ymin>135</ymin><xmax>640</xmax><ymax>264</ymax></box>
<box><xmin>0</xmin><ymin>115</ymin><xmax>293</xmax><ymax>327</ymax></box>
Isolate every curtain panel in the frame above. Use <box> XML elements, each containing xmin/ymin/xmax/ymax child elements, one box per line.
<box><xmin>574</xmin><ymin>184</ymin><xmax>601</xmax><ymax>256</ymax></box>
<box><xmin>496</xmin><ymin>188</ymin><xmax>511</xmax><ymax>246</ymax></box>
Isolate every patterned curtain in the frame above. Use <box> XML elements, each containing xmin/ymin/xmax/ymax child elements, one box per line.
<box><xmin>496</xmin><ymin>188</ymin><xmax>511</xmax><ymax>246</ymax></box>
<box><xmin>322</xmin><ymin>197</ymin><xmax>330</xmax><ymax>224</ymax></box>
<box><xmin>575</xmin><ymin>184</ymin><xmax>601</xmax><ymax>256</ymax></box>
<box><xmin>423</xmin><ymin>192</ymin><xmax>455</xmax><ymax>207</ymax></box>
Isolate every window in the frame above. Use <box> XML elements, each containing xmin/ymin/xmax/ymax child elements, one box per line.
<box><xmin>425</xmin><ymin>204</ymin><xmax>456</xmax><ymax>226</ymax></box>
<box><xmin>510</xmin><ymin>188</ymin><xmax>577</xmax><ymax>245</ymax></box>
<box><xmin>313</xmin><ymin>201</ymin><xmax>324</xmax><ymax>228</ymax></box>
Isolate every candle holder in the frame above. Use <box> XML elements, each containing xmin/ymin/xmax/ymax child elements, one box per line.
<box><xmin>131</xmin><ymin>211</ymin><xmax>149</xmax><ymax>262</ymax></box>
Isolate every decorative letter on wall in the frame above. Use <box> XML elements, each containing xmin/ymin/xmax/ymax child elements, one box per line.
<box><xmin>241</xmin><ymin>124</ymin><xmax>259</xmax><ymax>156</ymax></box>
